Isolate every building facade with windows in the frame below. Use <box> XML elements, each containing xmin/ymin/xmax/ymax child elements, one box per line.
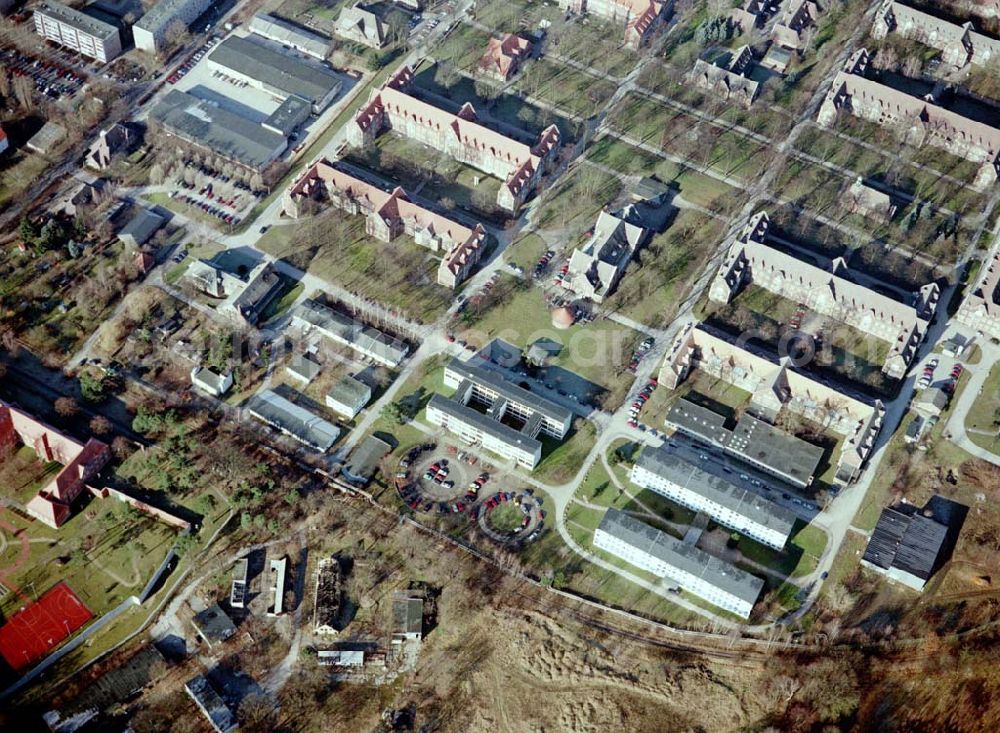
<box><xmin>349</xmin><ymin>65</ymin><xmax>560</xmax><ymax>212</ymax></box>
<box><xmin>630</xmin><ymin>446</ymin><xmax>797</xmax><ymax>549</ymax></box>
<box><xmin>134</xmin><ymin>0</ymin><xmax>213</xmax><ymax>53</ymax></box>
<box><xmin>34</xmin><ymin>2</ymin><xmax>122</xmax><ymax>62</ymax></box>
<box><xmin>594</xmin><ymin>509</ymin><xmax>764</xmax><ymax>618</ymax></box>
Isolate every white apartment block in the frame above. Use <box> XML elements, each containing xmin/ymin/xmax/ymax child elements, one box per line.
<box><xmin>442</xmin><ymin>359</ymin><xmax>572</xmax><ymax>440</ymax></box>
<box><xmin>425</xmin><ymin>358</ymin><xmax>573</xmax><ymax>469</ymax></box>
<box><xmin>34</xmin><ymin>3</ymin><xmax>122</xmax><ymax>63</ymax></box>
<box><xmin>630</xmin><ymin>447</ymin><xmax>797</xmax><ymax>549</ymax></box>
<box><xmin>426</xmin><ymin>395</ymin><xmax>542</xmax><ymax>469</ymax></box>
<box><xmin>594</xmin><ymin>509</ymin><xmax>764</xmax><ymax>618</ymax></box>
<box><xmin>134</xmin><ymin>0</ymin><xmax>213</xmax><ymax>54</ymax></box>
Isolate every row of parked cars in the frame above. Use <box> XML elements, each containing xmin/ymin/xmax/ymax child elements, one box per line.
<box><xmin>182</xmin><ymin>160</ymin><xmax>268</xmax><ymax>200</ymax></box>
<box><xmin>170</xmin><ymin>191</ymin><xmax>241</xmax><ymax>226</ymax></box>
<box><xmin>0</xmin><ymin>45</ymin><xmax>84</xmax><ymax>100</ymax></box>
<box><xmin>166</xmin><ymin>37</ymin><xmax>218</xmax><ymax>85</ymax></box>
<box><xmin>532</xmin><ymin>249</ymin><xmax>557</xmax><ymax>279</ymax></box>
<box><xmin>627</xmin><ymin>378</ymin><xmax>658</xmax><ymax>429</ymax></box>
<box><xmin>628</xmin><ymin>336</ymin><xmax>655</xmax><ymax>373</ymax></box>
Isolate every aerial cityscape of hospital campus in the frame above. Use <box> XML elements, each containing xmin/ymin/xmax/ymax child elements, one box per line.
<box><xmin>0</xmin><ymin>0</ymin><xmax>999</xmax><ymax>728</ymax></box>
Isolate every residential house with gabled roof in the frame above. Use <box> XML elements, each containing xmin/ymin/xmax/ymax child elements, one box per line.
<box><xmin>283</xmin><ymin>158</ymin><xmax>487</xmax><ymax>287</ymax></box>
<box><xmin>708</xmin><ymin>211</ymin><xmax>939</xmax><ymax>378</ymax></box>
<box><xmin>347</xmin><ymin>65</ymin><xmax>560</xmax><ymax>212</ymax></box>
<box><xmin>557</xmin><ymin>0</ymin><xmax>670</xmax><ymax>48</ymax></box>
<box><xmin>872</xmin><ymin>0</ymin><xmax>1000</xmax><ymax>68</ymax></box>
<box><xmin>479</xmin><ymin>33</ymin><xmax>533</xmax><ymax>81</ymax></box>
<box><xmin>956</xmin><ymin>243</ymin><xmax>1000</xmax><ymax>339</ymax></box>
<box><xmin>336</xmin><ymin>2</ymin><xmax>388</xmax><ymax>48</ymax></box>
<box><xmin>846</xmin><ymin>177</ymin><xmax>897</xmax><ymax>220</ymax></box>
<box><xmin>818</xmin><ymin>49</ymin><xmax>1000</xmax><ymax>190</ymax></box>
<box><xmin>689</xmin><ymin>45</ymin><xmax>760</xmax><ymax>107</ymax></box>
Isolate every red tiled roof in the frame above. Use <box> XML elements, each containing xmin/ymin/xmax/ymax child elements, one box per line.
<box><xmin>354</xmin><ymin>66</ymin><xmax>561</xmax><ymax>199</ymax></box>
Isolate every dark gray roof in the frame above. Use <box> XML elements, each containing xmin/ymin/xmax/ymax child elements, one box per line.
<box><xmin>184</xmin><ymin>675</ymin><xmax>237</xmax><ymax>733</ymax></box>
<box><xmin>727</xmin><ymin>413</ymin><xmax>825</xmax><ymax>486</ymax></box>
<box><xmin>263</xmin><ymin>94</ymin><xmax>312</xmax><ymax>136</ymax></box>
<box><xmin>447</xmin><ymin>358</ymin><xmax>571</xmax><ymax>424</ymax></box>
<box><xmin>863</xmin><ymin>505</ymin><xmax>949</xmax><ymax>581</ymax></box>
<box><xmin>598</xmin><ymin>509</ymin><xmax>764</xmax><ymax>605</ymax></box>
<box><xmin>666</xmin><ymin>399</ymin><xmax>730</xmax><ymax>444</ymax></box>
<box><xmin>150</xmin><ymin>90</ymin><xmax>287</xmax><ymax>170</ymax></box>
<box><xmin>428</xmin><ymin>394</ymin><xmax>542</xmax><ymax>454</ymax></box>
<box><xmin>342</xmin><ymin>435</ymin><xmax>391</xmax><ymax>484</ymax></box>
<box><xmin>233</xmin><ymin>264</ymin><xmax>283</xmax><ymax>324</ymax></box>
<box><xmin>191</xmin><ymin>603</ymin><xmax>235</xmax><ymax>644</ymax></box>
<box><xmin>118</xmin><ymin>208</ymin><xmax>165</xmax><ymax>245</ymax></box>
<box><xmin>208</xmin><ymin>35</ymin><xmax>341</xmax><ymax>104</ymax></box>
<box><xmin>246</xmin><ymin>389</ymin><xmax>340</xmax><ymax>451</ymax></box>
<box><xmin>634</xmin><ymin>446</ymin><xmax>797</xmax><ymax>537</ymax></box>
<box><xmin>666</xmin><ymin>397</ymin><xmax>824</xmax><ymax>487</ymax></box>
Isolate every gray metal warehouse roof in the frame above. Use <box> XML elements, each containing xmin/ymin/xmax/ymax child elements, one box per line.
<box><xmin>863</xmin><ymin>505</ymin><xmax>949</xmax><ymax>581</ymax></box>
<box><xmin>428</xmin><ymin>394</ymin><xmax>543</xmax><ymax>453</ymax></box>
<box><xmin>292</xmin><ymin>298</ymin><xmax>408</xmax><ymax>366</ymax></box>
<box><xmin>249</xmin><ymin>13</ymin><xmax>331</xmax><ymax>58</ymax></box>
<box><xmin>598</xmin><ymin>509</ymin><xmax>764</xmax><ymax>605</ymax></box>
<box><xmin>246</xmin><ymin>389</ymin><xmax>340</xmax><ymax>451</ymax></box>
<box><xmin>150</xmin><ymin>90</ymin><xmax>287</xmax><ymax>170</ymax></box>
<box><xmin>446</xmin><ymin>358</ymin><xmax>572</xmax><ymax>424</ymax></box>
<box><xmin>208</xmin><ymin>35</ymin><xmax>341</xmax><ymax>104</ymax></box>
<box><xmin>634</xmin><ymin>446</ymin><xmax>797</xmax><ymax>537</ymax></box>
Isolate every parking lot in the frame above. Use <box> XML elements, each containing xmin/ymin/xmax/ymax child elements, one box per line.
<box><xmin>167</xmin><ymin>160</ymin><xmax>266</xmax><ymax>228</ymax></box>
<box><xmin>477</xmin><ymin>489</ymin><xmax>545</xmax><ymax>547</ymax></box>
<box><xmin>0</xmin><ymin>44</ymin><xmax>86</xmax><ymax>102</ymax></box>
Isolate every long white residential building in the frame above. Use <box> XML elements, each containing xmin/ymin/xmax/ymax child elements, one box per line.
<box><xmin>630</xmin><ymin>446</ymin><xmax>798</xmax><ymax>549</ymax></box>
<box><xmin>34</xmin><ymin>2</ymin><xmax>122</xmax><ymax>63</ymax></box>
<box><xmin>594</xmin><ymin>509</ymin><xmax>765</xmax><ymax>618</ymax></box>
<box><xmin>134</xmin><ymin>0</ymin><xmax>212</xmax><ymax>54</ymax></box>
<box><xmin>425</xmin><ymin>358</ymin><xmax>573</xmax><ymax>469</ymax></box>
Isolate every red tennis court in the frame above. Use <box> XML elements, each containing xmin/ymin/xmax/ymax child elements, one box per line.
<box><xmin>0</xmin><ymin>582</ymin><xmax>93</xmax><ymax>672</ymax></box>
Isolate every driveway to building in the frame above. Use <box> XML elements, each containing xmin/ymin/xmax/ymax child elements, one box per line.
<box><xmin>943</xmin><ymin>337</ymin><xmax>1000</xmax><ymax>466</ymax></box>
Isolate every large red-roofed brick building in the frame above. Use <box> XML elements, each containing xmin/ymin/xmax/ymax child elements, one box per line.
<box><xmin>0</xmin><ymin>400</ymin><xmax>111</xmax><ymax>528</ymax></box>
<box><xmin>348</xmin><ymin>65</ymin><xmax>560</xmax><ymax>212</ymax></box>
<box><xmin>283</xmin><ymin>159</ymin><xmax>488</xmax><ymax>288</ymax></box>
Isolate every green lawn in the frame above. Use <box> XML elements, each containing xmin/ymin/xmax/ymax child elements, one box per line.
<box><xmin>606</xmin><ymin>93</ymin><xmax>772</xmax><ymax>182</ymax></box>
<box><xmin>535</xmin><ymin>165</ymin><xmax>623</xmax><ymax>239</ymax></box>
<box><xmin>534</xmin><ymin>420</ymin><xmax>598</xmax><ymax>484</ymax></box>
<box><xmin>965</xmin><ymin>362</ymin><xmax>1000</xmax><ymax>456</ymax></box>
<box><xmin>586</xmin><ymin>136</ymin><xmax>740</xmax><ymax>214</ymax></box>
<box><xmin>257</xmin><ymin>210</ymin><xmax>456</xmax><ymax>324</ymax></box>
<box><xmin>0</xmin><ymin>497</ymin><xmax>179</xmax><ymax>619</ymax></box>
<box><xmin>603</xmin><ymin>210</ymin><xmax>724</xmax><ymax>329</ymax></box>
<box><xmin>513</xmin><ymin>58</ymin><xmax>617</xmax><ymax>119</ymax></box>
